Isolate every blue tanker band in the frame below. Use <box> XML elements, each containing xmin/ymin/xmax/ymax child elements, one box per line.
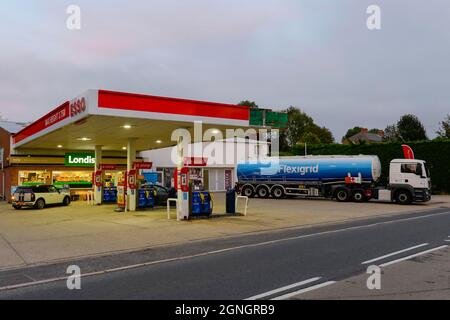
<box><xmin>237</xmin><ymin>157</ymin><xmax>379</xmax><ymax>182</ymax></box>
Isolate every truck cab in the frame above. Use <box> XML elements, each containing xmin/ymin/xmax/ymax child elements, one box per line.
<box><xmin>388</xmin><ymin>159</ymin><xmax>431</xmax><ymax>204</ymax></box>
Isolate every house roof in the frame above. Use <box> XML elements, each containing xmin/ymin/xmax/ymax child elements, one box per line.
<box><xmin>0</xmin><ymin>120</ymin><xmax>27</xmax><ymax>134</ymax></box>
<box><xmin>348</xmin><ymin>131</ymin><xmax>383</xmax><ymax>143</ymax></box>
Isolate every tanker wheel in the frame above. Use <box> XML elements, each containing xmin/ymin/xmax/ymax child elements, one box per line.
<box><xmin>352</xmin><ymin>189</ymin><xmax>366</xmax><ymax>202</ymax></box>
<box><xmin>335</xmin><ymin>188</ymin><xmax>350</xmax><ymax>202</ymax></box>
<box><xmin>271</xmin><ymin>186</ymin><xmax>285</xmax><ymax>199</ymax></box>
<box><xmin>395</xmin><ymin>190</ymin><xmax>412</xmax><ymax>205</ymax></box>
<box><xmin>256</xmin><ymin>185</ymin><xmax>270</xmax><ymax>198</ymax></box>
<box><xmin>241</xmin><ymin>185</ymin><xmax>255</xmax><ymax>198</ymax></box>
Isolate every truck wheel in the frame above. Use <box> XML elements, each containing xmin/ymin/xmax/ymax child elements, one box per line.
<box><xmin>352</xmin><ymin>189</ymin><xmax>366</xmax><ymax>202</ymax></box>
<box><xmin>256</xmin><ymin>185</ymin><xmax>270</xmax><ymax>198</ymax></box>
<box><xmin>271</xmin><ymin>186</ymin><xmax>285</xmax><ymax>199</ymax></box>
<box><xmin>395</xmin><ymin>190</ymin><xmax>412</xmax><ymax>205</ymax></box>
<box><xmin>35</xmin><ymin>198</ymin><xmax>45</xmax><ymax>210</ymax></box>
<box><xmin>63</xmin><ymin>196</ymin><xmax>71</xmax><ymax>206</ymax></box>
<box><xmin>13</xmin><ymin>205</ymin><xmax>22</xmax><ymax>210</ymax></box>
<box><xmin>241</xmin><ymin>185</ymin><xmax>255</xmax><ymax>198</ymax></box>
<box><xmin>335</xmin><ymin>188</ymin><xmax>350</xmax><ymax>202</ymax></box>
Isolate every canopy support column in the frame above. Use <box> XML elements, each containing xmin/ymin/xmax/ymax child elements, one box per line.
<box><xmin>94</xmin><ymin>145</ymin><xmax>103</xmax><ymax>205</ymax></box>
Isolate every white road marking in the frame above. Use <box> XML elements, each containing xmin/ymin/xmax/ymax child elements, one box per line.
<box><xmin>361</xmin><ymin>243</ymin><xmax>429</xmax><ymax>264</ymax></box>
<box><xmin>245</xmin><ymin>277</ymin><xmax>321</xmax><ymax>300</ymax></box>
<box><xmin>379</xmin><ymin>245</ymin><xmax>448</xmax><ymax>267</ymax></box>
<box><xmin>270</xmin><ymin>281</ymin><xmax>336</xmax><ymax>300</ymax></box>
<box><xmin>1</xmin><ymin>210</ymin><xmax>449</xmax><ymax>292</ymax></box>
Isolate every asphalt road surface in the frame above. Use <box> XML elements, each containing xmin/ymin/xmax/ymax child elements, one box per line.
<box><xmin>1</xmin><ymin>207</ymin><xmax>449</xmax><ymax>300</ymax></box>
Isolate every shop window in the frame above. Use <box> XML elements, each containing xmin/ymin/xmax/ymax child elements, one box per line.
<box><xmin>52</xmin><ymin>171</ymin><xmax>92</xmax><ymax>188</ymax></box>
<box><xmin>19</xmin><ymin>171</ymin><xmax>51</xmax><ymax>186</ymax></box>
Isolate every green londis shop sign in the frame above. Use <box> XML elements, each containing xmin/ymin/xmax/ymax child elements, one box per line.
<box><xmin>65</xmin><ymin>153</ymin><xmax>96</xmax><ymax>167</ymax></box>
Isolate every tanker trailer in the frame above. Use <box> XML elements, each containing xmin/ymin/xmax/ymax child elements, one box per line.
<box><xmin>236</xmin><ymin>155</ymin><xmax>431</xmax><ymax>204</ymax></box>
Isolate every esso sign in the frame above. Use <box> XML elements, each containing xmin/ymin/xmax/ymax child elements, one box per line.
<box><xmin>70</xmin><ymin>97</ymin><xmax>87</xmax><ymax>117</ymax></box>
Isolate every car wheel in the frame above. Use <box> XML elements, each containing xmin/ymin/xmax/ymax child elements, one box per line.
<box><xmin>35</xmin><ymin>198</ymin><xmax>45</xmax><ymax>210</ymax></box>
<box><xmin>271</xmin><ymin>186</ymin><xmax>285</xmax><ymax>199</ymax></box>
<box><xmin>63</xmin><ymin>196</ymin><xmax>71</xmax><ymax>206</ymax></box>
<box><xmin>241</xmin><ymin>185</ymin><xmax>255</xmax><ymax>198</ymax></box>
<box><xmin>256</xmin><ymin>185</ymin><xmax>270</xmax><ymax>198</ymax></box>
<box><xmin>395</xmin><ymin>190</ymin><xmax>412</xmax><ymax>205</ymax></box>
<box><xmin>335</xmin><ymin>188</ymin><xmax>350</xmax><ymax>202</ymax></box>
<box><xmin>13</xmin><ymin>205</ymin><xmax>22</xmax><ymax>210</ymax></box>
<box><xmin>352</xmin><ymin>189</ymin><xmax>366</xmax><ymax>202</ymax></box>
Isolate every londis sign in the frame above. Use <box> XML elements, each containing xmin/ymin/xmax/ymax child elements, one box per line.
<box><xmin>65</xmin><ymin>153</ymin><xmax>95</xmax><ymax>167</ymax></box>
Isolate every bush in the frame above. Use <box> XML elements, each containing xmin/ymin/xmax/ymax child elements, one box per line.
<box><xmin>289</xmin><ymin>140</ymin><xmax>450</xmax><ymax>194</ymax></box>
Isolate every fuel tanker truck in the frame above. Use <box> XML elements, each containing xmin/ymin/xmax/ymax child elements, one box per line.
<box><xmin>236</xmin><ymin>155</ymin><xmax>431</xmax><ymax>204</ymax></box>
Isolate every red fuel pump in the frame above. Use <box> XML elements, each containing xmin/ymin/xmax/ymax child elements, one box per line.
<box><xmin>94</xmin><ymin>170</ymin><xmax>102</xmax><ymax>187</ymax></box>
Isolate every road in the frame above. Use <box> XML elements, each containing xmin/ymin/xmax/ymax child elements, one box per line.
<box><xmin>0</xmin><ymin>207</ymin><xmax>449</xmax><ymax>300</ymax></box>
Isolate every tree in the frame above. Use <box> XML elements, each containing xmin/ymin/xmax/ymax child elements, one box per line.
<box><xmin>282</xmin><ymin>106</ymin><xmax>334</xmax><ymax>147</ymax></box>
<box><xmin>309</xmin><ymin>125</ymin><xmax>334</xmax><ymax>144</ymax></box>
<box><xmin>298</xmin><ymin>132</ymin><xmax>321</xmax><ymax>144</ymax></box>
<box><xmin>238</xmin><ymin>100</ymin><xmax>258</xmax><ymax>109</ymax></box>
<box><xmin>283</xmin><ymin>107</ymin><xmax>314</xmax><ymax>147</ymax></box>
<box><xmin>397</xmin><ymin>114</ymin><xmax>428</xmax><ymax>141</ymax></box>
<box><xmin>383</xmin><ymin>124</ymin><xmax>400</xmax><ymax>142</ymax></box>
<box><xmin>436</xmin><ymin>114</ymin><xmax>450</xmax><ymax>139</ymax></box>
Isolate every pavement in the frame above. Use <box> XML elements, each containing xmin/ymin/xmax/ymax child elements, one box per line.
<box><xmin>0</xmin><ymin>194</ymin><xmax>449</xmax><ymax>270</ymax></box>
<box><xmin>0</xmin><ymin>205</ymin><xmax>449</xmax><ymax>299</ymax></box>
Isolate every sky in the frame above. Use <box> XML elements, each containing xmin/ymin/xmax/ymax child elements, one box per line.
<box><xmin>0</xmin><ymin>0</ymin><xmax>449</xmax><ymax>141</ymax></box>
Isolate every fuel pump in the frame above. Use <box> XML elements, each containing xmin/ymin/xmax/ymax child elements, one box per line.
<box><xmin>177</xmin><ymin>167</ymin><xmax>190</xmax><ymax>220</ymax></box>
<box><xmin>115</xmin><ymin>172</ymin><xmax>127</xmax><ymax>212</ymax></box>
<box><xmin>94</xmin><ymin>170</ymin><xmax>103</xmax><ymax>205</ymax></box>
<box><xmin>127</xmin><ymin>169</ymin><xmax>137</xmax><ymax>211</ymax></box>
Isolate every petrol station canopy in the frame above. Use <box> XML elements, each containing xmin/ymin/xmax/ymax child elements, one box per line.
<box><xmin>12</xmin><ymin>90</ymin><xmax>254</xmax><ymax>152</ymax></box>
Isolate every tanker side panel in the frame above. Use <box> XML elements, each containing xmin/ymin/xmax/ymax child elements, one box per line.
<box><xmin>237</xmin><ymin>157</ymin><xmax>377</xmax><ymax>183</ymax></box>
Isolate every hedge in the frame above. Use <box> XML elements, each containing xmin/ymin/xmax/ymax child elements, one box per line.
<box><xmin>287</xmin><ymin>140</ymin><xmax>450</xmax><ymax>194</ymax></box>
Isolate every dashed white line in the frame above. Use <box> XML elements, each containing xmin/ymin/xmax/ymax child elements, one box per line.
<box><xmin>245</xmin><ymin>277</ymin><xmax>321</xmax><ymax>300</ymax></box>
<box><xmin>270</xmin><ymin>281</ymin><xmax>336</xmax><ymax>300</ymax></box>
<box><xmin>379</xmin><ymin>245</ymin><xmax>448</xmax><ymax>267</ymax></box>
<box><xmin>361</xmin><ymin>243</ymin><xmax>429</xmax><ymax>264</ymax></box>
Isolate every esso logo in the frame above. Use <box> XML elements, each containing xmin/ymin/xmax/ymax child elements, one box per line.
<box><xmin>70</xmin><ymin>97</ymin><xmax>86</xmax><ymax>117</ymax></box>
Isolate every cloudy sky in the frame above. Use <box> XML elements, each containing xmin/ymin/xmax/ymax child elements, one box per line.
<box><xmin>1</xmin><ymin>0</ymin><xmax>449</xmax><ymax>141</ymax></box>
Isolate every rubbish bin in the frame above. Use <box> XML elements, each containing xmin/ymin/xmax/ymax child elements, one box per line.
<box><xmin>226</xmin><ymin>189</ymin><xmax>236</xmax><ymax>214</ymax></box>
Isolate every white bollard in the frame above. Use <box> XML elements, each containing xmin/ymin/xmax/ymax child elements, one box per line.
<box><xmin>167</xmin><ymin>198</ymin><xmax>178</xmax><ymax>220</ymax></box>
<box><xmin>235</xmin><ymin>195</ymin><xmax>249</xmax><ymax>216</ymax></box>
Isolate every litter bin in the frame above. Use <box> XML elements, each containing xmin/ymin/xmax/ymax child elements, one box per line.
<box><xmin>226</xmin><ymin>189</ymin><xmax>236</xmax><ymax>214</ymax></box>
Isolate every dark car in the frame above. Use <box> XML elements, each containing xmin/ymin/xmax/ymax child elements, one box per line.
<box><xmin>142</xmin><ymin>184</ymin><xmax>177</xmax><ymax>206</ymax></box>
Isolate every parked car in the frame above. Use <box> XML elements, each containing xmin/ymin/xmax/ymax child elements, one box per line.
<box><xmin>11</xmin><ymin>185</ymin><xmax>71</xmax><ymax>210</ymax></box>
<box><xmin>141</xmin><ymin>184</ymin><xmax>176</xmax><ymax>206</ymax></box>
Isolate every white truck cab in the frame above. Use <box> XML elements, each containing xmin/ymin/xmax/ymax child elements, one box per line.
<box><xmin>387</xmin><ymin>159</ymin><xmax>431</xmax><ymax>204</ymax></box>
